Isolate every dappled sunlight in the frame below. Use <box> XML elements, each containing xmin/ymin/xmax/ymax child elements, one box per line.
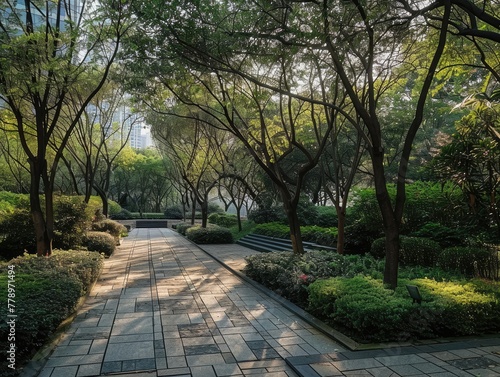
<box><xmin>411</xmin><ymin>278</ymin><xmax>494</xmax><ymax>305</ymax></box>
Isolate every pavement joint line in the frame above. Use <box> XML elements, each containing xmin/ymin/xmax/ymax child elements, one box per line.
<box><xmin>22</xmin><ymin>228</ymin><xmax>500</xmax><ymax>377</ymax></box>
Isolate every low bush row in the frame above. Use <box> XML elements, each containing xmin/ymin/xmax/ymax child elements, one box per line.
<box><xmin>244</xmin><ymin>250</ymin><xmax>500</xmax><ymax>342</ymax></box>
<box><xmin>370</xmin><ymin>236</ymin><xmax>499</xmax><ymax>279</ymax></box>
<box><xmin>175</xmin><ymin>223</ymin><xmax>234</xmax><ymax>244</ymax></box>
<box><xmin>308</xmin><ymin>275</ymin><xmax>500</xmax><ymax>342</ymax></box>
<box><xmin>0</xmin><ymin>201</ymin><xmax>127</xmax><ymax>260</ymax></box>
<box><xmin>208</xmin><ymin>213</ymin><xmax>239</xmax><ymax>228</ymax></box>
<box><xmin>0</xmin><ymin>250</ymin><xmax>104</xmax><ymax>370</ymax></box>
<box><xmin>253</xmin><ymin>222</ymin><xmax>338</xmax><ymax>247</ymax></box>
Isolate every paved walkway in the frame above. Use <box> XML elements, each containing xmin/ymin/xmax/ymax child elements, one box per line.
<box><xmin>33</xmin><ymin>229</ymin><xmax>500</xmax><ymax>377</ymax></box>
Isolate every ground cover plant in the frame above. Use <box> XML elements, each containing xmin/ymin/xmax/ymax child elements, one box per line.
<box><xmin>0</xmin><ymin>250</ymin><xmax>104</xmax><ymax>374</ymax></box>
<box><xmin>244</xmin><ymin>250</ymin><xmax>500</xmax><ymax>343</ymax></box>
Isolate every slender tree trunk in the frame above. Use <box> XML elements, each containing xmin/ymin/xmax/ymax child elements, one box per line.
<box><xmin>201</xmin><ymin>200</ymin><xmax>208</xmax><ymax>228</ymax></box>
<box><xmin>336</xmin><ymin>206</ymin><xmax>346</xmax><ymax>255</ymax></box>
<box><xmin>283</xmin><ymin>199</ymin><xmax>305</xmax><ymax>255</ymax></box>
<box><xmin>29</xmin><ymin>157</ymin><xmax>52</xmax><ymax>256</ymax></box>
<box><xmin>372</xmin><ymin>152</ymin><xmax>400</xmax><ymax>289</ymax></box>
<box><xmin>236</xmin><ymin>205</ymin><xmax>242</xmax><ymax>232</ymax></box>
<box><xmin>93</xmin><ymin>184</ymin><xmax>109</xmax><ymax>217</ymax></box>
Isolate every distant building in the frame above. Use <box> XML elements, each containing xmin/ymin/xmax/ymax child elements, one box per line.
<box><xmin>2</xmin><ymin>1</ymin><xmax>83</xmax><ymax>32</ymax></box>
<box><xmin>130</xmin><ymin>122</ymin><xmax>154</xmax><ymax>150</ymax></box>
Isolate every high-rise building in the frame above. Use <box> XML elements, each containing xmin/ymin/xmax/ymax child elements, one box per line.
<box><xmin>1</xmin><ymin>1</ymin><xmax>83</xmax><ymax>33</ymax></box>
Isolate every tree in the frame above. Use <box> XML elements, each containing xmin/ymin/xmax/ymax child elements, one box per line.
<box><xmin>125</xmin><ymin>0</ymin><xmax>453</xmax><ymax>286</ymax></box>
<box><xmin>431</xmin><ymin>94</ymin><xmax>500</xmax><ymax>235</ymax></box>
<box><xmin>150</xmin><ymin>107</ymin><xmax>224</xmax><ymax>228</ymax></box>
<box><xmin>0</xmin><ymin>0</ymin><xmax>131</xmax><ymax>256</ymax></box>
<box><xmin>63</xmin><ymin>80</ymin><xmax>138</xmax><ymax>216</ymax></box>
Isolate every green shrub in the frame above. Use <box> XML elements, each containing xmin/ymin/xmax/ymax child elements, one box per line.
<box><xmin>438</xmin><ymin>246</ymin><xmax>500</xmax><ymax>278</ymax></box>
<box><xmin>91</xmin><ymin>219</ymin><xmax>128</xmax><ymax>243</ymax></box>
<box><xmin>0</xmin><ymin>209</ymin><xmax>36</xmax><ymax>260</ymax></box>
<box><xmin>52</xmin><ymin>197</ymin><xmax>91</xmax><ymax>250</ymax></box>
<box><xmin>410</xmin><ymin>222</ymin><xmax>467</xmax><ymax>248</ymax></box>
<box><xmin>176</xmin><ymin>222</ymin><xmax>194</xmax><ymax>236</ymax></box>
<box><xmin>410</xmin><ymin>277</ymin><xmax>500</xmax><ymax>336</ymax></box>
<box><xmin>315</xmin><ymin>206</ymin><xmax>338</xmax><ymax>227</ymax></box>
<box><xmin>0</xmin><ymin>191</ymin><xmax>30</xmax><ymax>216</ymax></box>
<box><xmin>83</xmin><ymin>231</ymin><xmax>116</xmax><ymax>256</ymax></box>
<box><xmin>0</xmin><ymin>273</ymin><xmax>82</xmax><ymax>368</ymax></box>
<box><xmin>164</xmin><ymin>205</ymin><xmax>184</xmax><ymax>219</ymax></box>
<box><xmin>0</xmin><ymin>196</ymin><xmax>94</xmax><ymax>259</ymax></box>
<box><xmin>344</xmin><ymin>221</ymin><xmax>384</xmax><ymax>255</ymax></box>
<box><xmin>253</xmin><ymin>223</ymin><xmax>338</xmax><ymax>247</ymax></box>
<box><xmin>110</xmin><ymin>208</ymin><xmax>133</xmax><ymax>220</ymax></box>
<box><xmin>0</xmin><ymin>250</ymin><xmax>103</xmax><ymax>368</ymax></box>
<box><xmin>7</xmin><ymin>249</ymin><xmax>104</xmax><ymax>295</ymax></box>
<box><xmin>301</xmin><ymin>225</ymin><xmax>338</xmax><ymax>247</ymax></box>
<box><xmin>308</xmin><ymin>276</ymin><xmax>415</xmax><ymax>342</ymax></box>
<box><xmin>208</xmin><ymin>213</ymin><xmax>238</xmax><ymax>228</ymax></box>
<box><xmin>244</xmin><ymin>251</ymin><xmax>385</xmax><ymax>306</ymax></box>
<box><xmin>185</xmin><ymin>225</ymin><xmax>234</xmax><ymax>244</ymax></box>
<box><xmin>254</xmin><ymin>222</ymin><xmax>290</xmax><ymax>238</ymax></box>
<box><xmin>370</xmin><ymin>236</ymin><xmax>441</xmax><ymax>267</ymax></box>
<box><xmin>307</xmin><ymin>275</ymin><xmax>500</xmax><ymax>342</ymax></box>
<box><xmin>398</xmin><ymin>236</ymin><xmax>442</xmax><ymax>267</ymax></box>
<box><xmin>248</xmin><ymin>206</ymin><xmax>284</xmax><ymax>224</ymax></box>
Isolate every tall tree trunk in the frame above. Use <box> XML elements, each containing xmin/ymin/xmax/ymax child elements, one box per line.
<box><xmin>283</xmin><ymin>199</ymin><xmax>305</xmax><ymax>255</ymax></box>
<box><xmin>372</xmin><ymin>152</ymin><xmax>400</xmax><ymax>289</ymax></box>
<box><xmin>236</xmin><ymin>205</ymin><xmax>242</xmax><ymax>232</ymax></box>
<box><xmin>93</xmin><ymin>184</ymin><xmax>109</xmax><ymax>217</ymax></box>
<box><xmin>201</xmin><ymin>200</ymin><xmax>208</xmax><ymax>228</ymax></box>
<box><xmin>29</xmin><ymin>157</ymin><xmax>52</xmax><ymax>256</ymax></box>
<box><xmin>336</xmin><ymin>206</ymin><xmax>346</xmax><ymax>255</ymax></box>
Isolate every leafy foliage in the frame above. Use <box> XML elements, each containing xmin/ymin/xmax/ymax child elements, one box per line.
<box><xmin>248</xmin><ymin>206</ymin><xmax>284</xmax><ymax>224</ymax></box>
<box><xmin>0</xmin><ymin>250</ymin><xmax>103</xmax><ymax>368</ymax></box>
<box><xmin>253</xmin><ymin>222</ymin><xmax>338</xmax><ymax>247</ymax></box>
<box><xmin>208</xmin><ymin>212</ymin><xmax>238</xmax><ymax>228</ymax></box>
<box><xmin>0</xmin><ymin>209</ymin><xmax>36</xmax><ymax>260</ymax></box>
<box><xmin>244</xmin><ymin>251</ymin><xmax>385</xmax><ymax>306</ymax></box>
<box><xmin>185</xmin><ymin>225</ymin><xmax>234</xmax><ymax>244</ymax></box>
<box><xmin>175</xmin><ymin>222</ymin><xmax>194</xmax><ymax>236</ymax></box>
<box><xmin>83</xmin><ymin>231</ymin><xmax>116</xmax><ymax>256</ymax></box>
<box><xmin>91</xmin><ymin>219</ymin><xmax>128</xmax><ymax>244</ymax></box>
<box><xmin>164</xmin><ymin>205</ymin><xmax>184</xmax><ymax>219</ymax></box>
<box><xmin>307</xmin><ymin>275</ymin><xmax>500</xmax><ymax>342</ymax></box>
<box><xmin>438</xmin><ymin>246</ymin><xmax>500</xmax><ymax>279</ymax></box>
<box><xmin>52</xmin><ymin>197</ymin><xmax>91</xmax><ymax>250</ymax></box>
<box><xmin>110</xmin><ymin>208</ymin><xmax>134</xmax><ymax>220</ymax></box>
<box><xmin>370</xmin><ymin>236</ymin><xmax>442</xmax><ymax>267</ymax></box>
<box><xmin>410</xmin><ymin>222</ymin><xmax>468</xmax><ymax>248</ymax></box>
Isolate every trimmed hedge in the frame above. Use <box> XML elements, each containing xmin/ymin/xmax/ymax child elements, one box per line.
<box><xmin>307</xmin><ymin>275</ymin><xmax>500</xmax><ymax>342</ymax></box>
<box><xmin>253</xmin><ymin>222</ymin><xmax>338</xmax><ymax>247</ymax></box>
<box><xmin>438</xmin><ymin>246</ymin><xmax>499</xmax><ymax>279</ymax></box>
<box><xmin>164</xmin><ymin>205</ymin><xmax>184</xmax><ymax>219</ymax></box>
<box><xmin>175</xmin><ymin>222</ymin><xmax>194</xmax><ymax>236</ymax></box>
<box><xmin>410</xmin><ymin>222</ymin><xmax>467</xmax><ymax>248</ymax></box>
<box><xmin>370</xmin><ymin>236</ymin><xmax>441</xmax><ymax>267</ymax></box>
<box><xmin>185</xmin><ymin>225</ymin><xmax>234</xmax><ymax>244</ymax></box>
<box><xmin>208</xmin><ymin>213</ymin><xmax>238</xmax><ymax>228</ymax></box>
<box><xmin>91</xmin><ymin>219</ymin><xmax>128</xmax><ymax>244</ymax></box>
<box><xmin>244</xmin><ymin>251</ymin><xmax>385</xmax><ymax>306</ymax></box>
<box><xmin>0</xmin><ymin>250</ymin><xmax>103</xmax><ymax>370</ymax></box>
<box><xmin>83</xmin><ymin>231</ymin><xmax>116</xmax><ymax>256</ymax></box>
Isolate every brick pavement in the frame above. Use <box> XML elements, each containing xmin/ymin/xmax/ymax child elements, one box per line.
<box><xmin>30</xmin><ymin>228</ymin><xmax>500</xmax><ymax>377</ymax></box>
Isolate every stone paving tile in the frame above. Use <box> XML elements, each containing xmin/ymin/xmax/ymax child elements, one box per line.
<box><xmin>35</xmin><ymin>229</ymin><xmax>500</xmax><ymax>377</ymax></box>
